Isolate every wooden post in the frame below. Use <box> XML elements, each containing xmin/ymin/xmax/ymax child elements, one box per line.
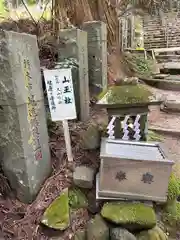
<box><xmin>62</xmin><ymin>120</ymin><xmax>73</xmax><ymax>162</ymax></box>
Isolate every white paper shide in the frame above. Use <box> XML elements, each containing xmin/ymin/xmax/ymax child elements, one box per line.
<box><xmin>43</xmin><ymin>68</ymin><xmax>77</xmax><ymax>121</ymax></box>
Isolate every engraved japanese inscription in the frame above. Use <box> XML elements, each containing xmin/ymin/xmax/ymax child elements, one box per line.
<box><xmin>141</xmin><ymin>172</ymin><xmax>154</xmax><ymax>184</ymax></box>
<box><xmin>116</xmin><ymin>171</ymin><xmax>127</xmax><ymax>182</ymax></box>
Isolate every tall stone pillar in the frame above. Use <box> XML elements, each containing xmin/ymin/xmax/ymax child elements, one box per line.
<box><xmin>82</xmin><ymin>21</ymin><xmax>107</xmax><ymax>93</ymax></box>
<box><xmin>58</xmin><ymin>28</ymin><xmax>90</xmax><ymax>122</ymax></box>
<box><xmin>0</xmin><ymin>30</ymin><xmax>51</xmax><ymax>203</ymax></box>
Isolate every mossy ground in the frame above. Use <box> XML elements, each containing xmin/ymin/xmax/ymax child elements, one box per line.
<box><xmin>147</xmin><ymin>130</ymin><xmax>163</xmax><ymax>142</ymax></box>
<box><xmin>162</xmin><ymin>173</ymin><xmax>180</xmax><ymax>232</ymax></box>
<box><xmin>167</xmin><ymin>173</ymin><xmax>180</xmax><ymax>201</ymax></box>
<box><xmin>98</xmin><ymin>84</ymin><xmax>154</xmax><ymax>105</ymax></box>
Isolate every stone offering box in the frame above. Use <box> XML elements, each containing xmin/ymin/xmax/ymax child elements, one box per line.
<box><xmin>96</xmin><ymin>84</ymin><xmax>162</xmax><ymax>141</ymax></box>
<box><xmin>98</xmin><ymin>138</ymin><xmax>174</xmax><ymax>202</ymax></box>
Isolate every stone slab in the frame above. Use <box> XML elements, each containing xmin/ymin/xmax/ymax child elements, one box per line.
<box><xmin>149</xmin><ymin>126</ymin><xmax>180</xmax><ymax>137</ymax></box>
<box><xmin>0</xmin><ymin>30</ymin><xmax>44</xmax><ymax>106</ymax></box>
<box><xmin>159</xmin><ymin>62</ymin><xmax>180</xmax><ymax>70</ymax></box>
<box><xmin>58</xmin><ymin>29</ymin><xmax>89</xmax><ymax>121</ymax></box>
<box><xmin>0</xmin><ymin>30</ymin><xmax>51</xmax><ymax>203</ymax></box>
<box><xmin>73</xmin><ymin>166</ymin><xmax>95</xmax><ymax>189</ymax></box>
<box><xmin>83</xmin><ymin>21</ymin><xmax>107</xmax><ymax>91</ymax></box>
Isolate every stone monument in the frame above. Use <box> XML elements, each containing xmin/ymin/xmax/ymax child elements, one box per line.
<box><xmin>0</xmin><ymin>30</ymin><xmax>51</xmax><ymax>203</ymax></box>
<box><xmin>58</xmin><ymin>28</ymin><xmax>89</xmax><ymax>122</ymax></box>
<box><xmin>82</xmin><ymin>21</ymin><xmax>107</xmax><ymax>93</ymax></box>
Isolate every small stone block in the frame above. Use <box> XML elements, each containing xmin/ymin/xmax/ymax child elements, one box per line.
<box><xmin>73</xmin><ymin>166</ymin><xmax>95</xmax><ymax>189</ymax></box>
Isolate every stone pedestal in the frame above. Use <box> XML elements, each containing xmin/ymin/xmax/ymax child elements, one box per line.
<box><xmin>82</xmin><ymin>21</ymin><xmax>107</xmax><ymax>92</ymax></box>
<box><xmin>58</xmin><ymin>28</ymin><xmax>89</xmax><ymax>121</ymax></box>
<box><xmin>0</xmin><ymin>30</ymin><xmax>51</xmax><ymax>203</ymax></box>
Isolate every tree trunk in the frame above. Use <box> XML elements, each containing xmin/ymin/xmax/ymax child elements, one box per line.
<box><xmin>53</xmin><ymin>0</ymin><xmax>119</xmax><ymax>50</ymax></box>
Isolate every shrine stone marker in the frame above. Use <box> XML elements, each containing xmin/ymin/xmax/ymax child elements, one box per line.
<box><xmin>0</xmin><ymin>30</ymin><xmax>51</xmax><ymax>203</ymax></box>
<box><xmin>83</xmin><ymin>21</ymin><xmax>107</xmax><ymax>92</ymax></box>
<box><xmin>58</xmin><ymin>28</ymin><xmax>89</xmax><ymax>121</ymax></box>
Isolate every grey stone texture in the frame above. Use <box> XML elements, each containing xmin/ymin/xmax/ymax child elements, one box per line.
<box><xmin>81</xmin><ymin>124</ymin><xmax>100</xmax><ymax>150</ymax></box>
<box><xmin>58</xmin><ymin>28</ymin><xmax>90</xmax><ymax>122</ymax></box>
<box><xmin>110</xmin><ymin>228</ymin><xmax>137</xmax><ymax>240</ymax></box>
<box><xmin>87</xmin><ymin>214</ymin><xmax>109</xmax><ymax>240</ymax></box>
<box><xmin>73</xmin><ymin>166</ymin><xmax>95</xmax><ymax>189</ymax></box>
<box><xmin>0</xmin><ymin>30</ymin><xmax>51</xmax><ymax>203</ymax></box>
<box><xmin>83</xmin><ymin>21</ymin><xmax>107</xmax><ymax>92</ymax></box>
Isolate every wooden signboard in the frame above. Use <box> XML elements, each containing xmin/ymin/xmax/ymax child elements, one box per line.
<box><xmin>44</xmin><ymin>68</ymin><xmax>77</xmax><ymax>162</ymax></box>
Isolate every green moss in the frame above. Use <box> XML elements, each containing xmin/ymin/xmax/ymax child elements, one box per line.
<box><xmin>137</xmin><ymin>226</ymin><xmax>168</xmax><ymax>240</ymax></box>
<box><xmin>101</xmin><ymin>202</ymin><xmax>156</xmax><ymax>230</ymax></box>
<box><xmin>97</xmin><ymin>84</ymin><xmax>155</xmax><ymax>106</ymax></box>
<box><xmin>163</xmin><ymin>200</ymin><xmax>180</xmax><ymax>226</ymax></box>
<box><xmin>147</xmin><ymin>130</ymin><xmax>163</xmax><ymax>142</ymax></box>
<box><xmin>167</xmin><ymin>173</ymin><xmax>180</xmax><ymax>201</ymax></box>
<box><xmin>124</xmin><ymin>52</ymin><xmax>154</xmax><ymax>77</ymax></box>
<box><xmin>69</xmin><ymin>188</ymin><xmax>88</xmax><ymax>209</ymax></box>
<box><xmin>163</xmin><ymin>173</ymin><xmax>180</xmax><ymax>226</ymax></box>
<box><xmin>41</xmin><ymin>188</ymin><xmax>69</xmax><ymax>230</ymax></box>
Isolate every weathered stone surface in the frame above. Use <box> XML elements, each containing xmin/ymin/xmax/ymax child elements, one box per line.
<box><xmin>81</xmin><ymin>124</ymin><xmax>100</xmax><ymax>150</ymax></box>
<box><xmin>101</xmin><ymin>202</ymin><xmax>156</xmax><ymax>231</ymax></box>
<box><xmin>0</xmin><ymin>30</ymin><xmax>51</xmax><ymax>203</ymax></box>
<box><xmin>73</xmin><ymin>166</ymin><xmax>95</xmax><ymax>189</ymax></box>
<box><xmin>110</xmin><ymin>228</ymin><xmax>137</xmax><ymax>240</ymax></box>
<box><xmin>74</xmin><ymin>229</ymin><xmax>86</xmax><ymax>240</ymax></box>
<box><xmin>69</xmin><ymin>188</ymin><xmax>88</xmax><ymax>209</ymax></box>
<box><xmin>87</xmin><ymin>190</ymin><xmax>101</xmax><ymax>214</ymax></box>
<box><xmin>41</xmin><ymin>188</ymin><xmax>69</xmax><ymax>230</ymax></box>
<box><xmin>58</xmin><ymin>28</ymin><xmax>89</xmax><ymax>122</ymax></box>
<box><xmin>137</xmin><ymin>226</ymin><xmax>168</xmax><ymax>240</ymax></box>
<box><xmin>82</xmin><ymin>21</ymin><xmax>107</xmax><ymax>92</ymax></box>
<box><xmin>161</xmin><ymin>99</ymin><xmax>180</xmax><ymax>112</ymax></box>
<box><xmin>87</xmin><ymin>214</ymin><xmax>109</xmax><ymax>240</ymax></box>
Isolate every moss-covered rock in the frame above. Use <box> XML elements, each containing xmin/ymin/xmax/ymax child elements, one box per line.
<box><xmin>87</xmin><ymin>214</ymin><xmax>109</xmax><ymax>240</ymax></box>
<box><xmin>101</xmin><ymin>202</ymin><xmax>156</xmax><ymax>231</ymax></box>
<box><xmin>167</xmin><ymin>173</ymin><xmax>180</xmax><ymax>201</ymax></box>
<box><xmin>97</xmin><ymin>84</ymin><xmax>155</xmax><ymax>106</ymax></box>
<box><xmin>69</xmin><ymin>188</ymin><xmax>88</xmax><ymax>209</ymax></box>
<box><xmin>137</xmin><ymin>226</ymin><xmax>168</xmax><ymax>240</ymax></box>
<box><xmin>81</xmin><ymin>124</ymin><xmax>100</xmax><ymax>150</ymax></box>
<box><xmin>41</xmin><ymin>188</ymin><xmax>69</xmax><ymax>230</ymax></box>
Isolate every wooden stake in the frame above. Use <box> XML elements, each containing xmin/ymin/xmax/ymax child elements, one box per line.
<box><xmin>62</xmin><ymin>120</ymin><xmax>73</xmax><ymax>162</ymax></box>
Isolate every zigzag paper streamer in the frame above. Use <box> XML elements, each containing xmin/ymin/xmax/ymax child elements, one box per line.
<box><xmin>107</xmin><ymin>116</ymin><xmax>116</xmax><ymax>139</ymax></box>
<box><xmin>133</xmin><ymin>114</ymin><xmax>141</xmax><ymax>140</ymax></box>
<box><xmin>122</xmin><ymin>115</ymin><xmax>130</xmax><ymax>140</ymax></box>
